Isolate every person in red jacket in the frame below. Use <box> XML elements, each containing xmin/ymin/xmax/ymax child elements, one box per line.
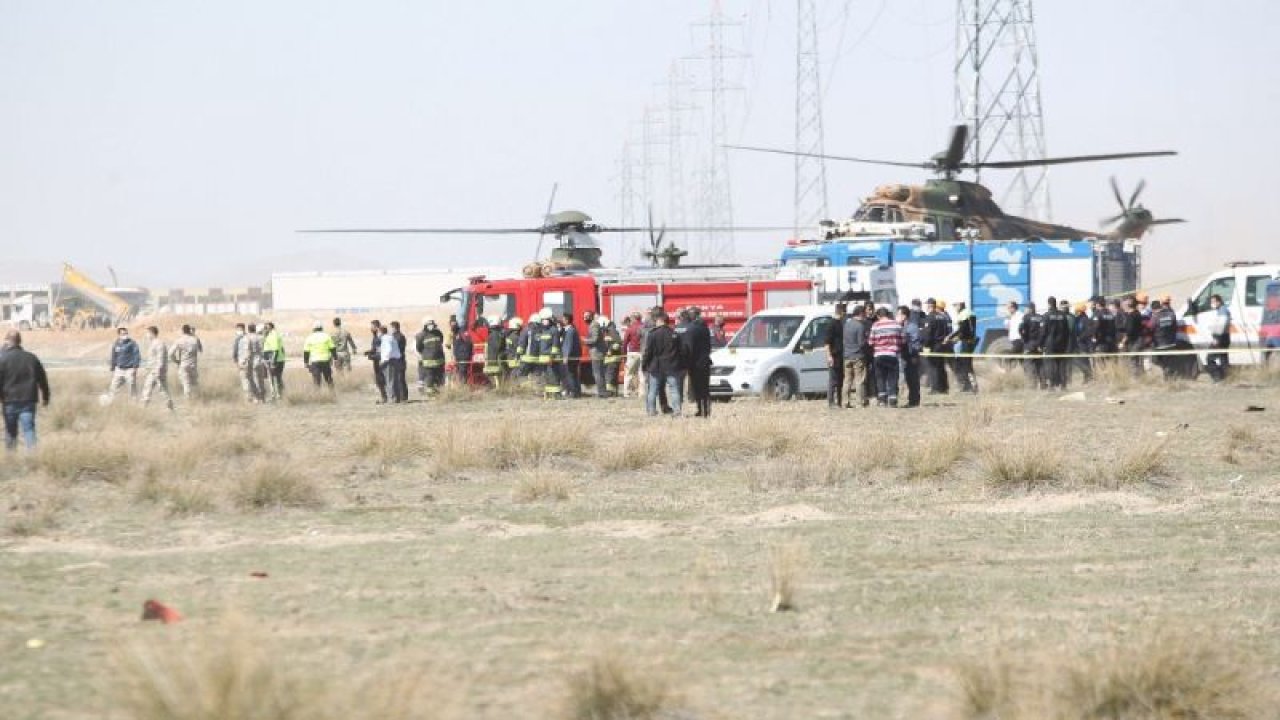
<box><xmin>621</xmin><ymin>312</ymin><xmax>644</xmax><ymax>398</ymax></box>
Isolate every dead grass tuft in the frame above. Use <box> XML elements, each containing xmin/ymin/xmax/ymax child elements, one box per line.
<box><xmin>283</xmin><ymin>388</ymin><xmax>337</xmax><ymax>406</ymax></box>
<box><xmin>232</xmin><ymin>462</ymin><xmax>323</xmax><ymax>510</ymax></box>
<box><xmin>768</xmin><ymin>539</ymin><xmax>808</xmax><ymax>612</ymax></box>
<box><xmin>432</xmin><ymin>384</ymin><xmax>485</xmax><ymax>404</ymax></box>
<box><xmin>511</xmin><ymin>471</ymin><xmax>571</xmax><ymax>502</ymax></box>
<box><xmin>1090</xmin><ymin>438</ymin><xmax>1171</xmax><ymax>489</ymax></box>
<box><xmin>353</xmin><ymin>424</ymin><xmax>429</xmax><ymax>466</ymax></box>
<box><xmin>948</xmin><ymin>631</ymin><xmax>1272</xmax><ymax>720</ymax></box>
<box><xmin>135</xmin><ymin>476</ymin><xmax>217</xmax><ymax>516</ymax></box>
<box><xmin>116</xmin><ymin>614</ymin><xmax>461</xmax><ymax>720</ymax></box>
<box><xmin>982</xmin><ymin>367</ymin><xmax>1028</xmax><ymax>393</ymax></box>
<box><xmin>562</xmin><ymin>654</ymin><xmax>675</xmax><ymax>720</ymax></box>
<box><xmin>4</xmin><ymin>484</ymin><xmax>68</xmax><ymax>537</ymax></box>
<box><xmin>906</xmin><ymin>429</ymin><xmax>970</xmax><ymax>481</ymax></box>
<box><xmin>981</xmin><ymin>439</ymin><xmax>1063</xmax><ymax>492</ymax></box>
<box><xmin>1222</xmin><ymin>424</ymin><xmax>1257</xmax><ymax>465</ymax></box>
<box><xmin>33</xmin><ymin>435</ymin><xmax>133</xmax><ymax>484</ymax></box>
<box><xmin>598</xmin><ymin>430</ymin><xmax>668</xmax><ymax>473</ymax></box>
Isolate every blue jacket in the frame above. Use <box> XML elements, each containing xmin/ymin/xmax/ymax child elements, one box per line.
<box><xmin>560</xmin><ymin>323</ymin><xmax>581</xmax><ymax>360</ymax></box>
<box><xmin>110</xmin><ymin>338</ymin><xmax>141</xmax><ymax>370</ymax></box>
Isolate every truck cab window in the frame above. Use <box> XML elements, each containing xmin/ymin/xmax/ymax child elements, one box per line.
<box><xmin>542</xmin><ymin>290</ymin><xmax>572</xmax><ymax>318</ymax></box>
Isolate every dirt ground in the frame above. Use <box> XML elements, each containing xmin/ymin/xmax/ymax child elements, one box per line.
<box><xmin>2</xmin><ymin>334</ymin><xmax>1279</xmax><ymax>719</ymax></box>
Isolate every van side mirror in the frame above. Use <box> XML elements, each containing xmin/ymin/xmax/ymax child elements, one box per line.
<box><xmin>1186</xmin><ymin>299</ymin><xmax>1199</xmax><ymax>315</ymax></box>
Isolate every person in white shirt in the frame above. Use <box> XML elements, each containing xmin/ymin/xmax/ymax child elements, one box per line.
<box><xmin>1005</xmin><ymin>300</ymin><xmax>1026</xmax><ymax>354</ymax></box>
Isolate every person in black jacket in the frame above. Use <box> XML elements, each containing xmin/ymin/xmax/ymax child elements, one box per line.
<box><xmin>681</xmin><ymin>307</ymin><xmax>714</xmax><ymax>418</ymax></box>
<box><xmin>641</xmin><ymin>310</ymin><xmax>684</xmax><ymax>417</ymax></box>
<box><xmin>825</xmin><ymin>304</ymin><xmax>846</xmax><ymax>408</ymax></box>
<box><xmin>1019</xmin><ymin>302</ymin><xmax>1044</xmax><ymax>387</ymax></box>
<box><xmin>0</xmin><ymin>331</ymin><xmax>50</xmax><ymax>451</ymax></box>
<box><xmin>1150</xmin><ymin>299</ymin><xmax>1180</xmax><ymax>380</ymax></box>
<box><xmin>1041</xmin><ymin>296</ymin><xmax>1072</xmax><ymax>389</ymax></box>
<box><xmin>921</xmin><ymin>298</ymin><xmax>951</xmax><ymax>394</ymax></box>
<box><xmin>1119</xmin><ymin>297</ymin><xmax>1145</xmax><ymax>377</ymax></box>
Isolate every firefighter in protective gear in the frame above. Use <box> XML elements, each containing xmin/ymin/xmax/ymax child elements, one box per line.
<box><xmin>420</xmin><ymin>319</ymin><xmax>446</xmax><ymax>392</ymax></box>
<box><xmin>601</xmin><ymin>316</ymin><xmax>623</xmax><ymax>396</ymax></box>
<box><xmin>503</xmin><ymin>317</ymin><xmax>523</xmax><ymax>379</ymax></box>
<box><xmin>483</xmin><ymin>315</ymin><xmax>506</xmax><ymax>387</ymax></box>
<box><xmin>535</xmin><ymin>310</ymin><xmax>561</xmax><ymax>398</ymax></box>
<box><xmin>521</xmin><ymin>313</ymin><xmax>540</xmax><ymax>379</ymax></box>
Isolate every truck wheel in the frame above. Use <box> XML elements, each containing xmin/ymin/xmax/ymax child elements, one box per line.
<box><xmin>982</xmin><ymin>336</ymin><xmax>1015</xmax><ymax>371</ymax></box>
<box><xmin>764</xmin><ymin>371</ymin><xmax>796</xmax><ymax>401</ymax></box>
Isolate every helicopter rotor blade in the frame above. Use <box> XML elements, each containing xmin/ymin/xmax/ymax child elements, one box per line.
<box><xmin>534</xmin><ymin>181</ymin><xmax>559</xmax><ymax>261</ymax></box>
<box><xmin>1128</xmin><ymin>178</ymin><xmax>1146</xmax><ymax>209</ymax></box>
<box><xmin>1148</xmin><ymin>218</ymin><xmax>1186</xmax><ymax>225</ymax></box>
<box><xmin>1110</xmin><ymin>176</ymin><xmax>1126</xmax><ymax>211</ymax></box>
<box><xmin>595</xmin><ymin>225</ymin><xmax>794</xmax><ymax>233</ymax></box>
<box><xmin>299</xmin><ymin>228</ymin><xmax>543</xmax><ymax>234</ymax></box>
<box><xmin>1100</xmin><ymin>213</ymin><xmax>1126</xmax><ymax>227</ymax></box>
<box><xmin>725</xmin><ymin>144</ymin><xmax>929</xmax><ymax>170</ymax></box>
<box><xmin>969</xmin><ymin>150</ymin><xmax>1177</xmax><ymax>170</ymax></box>
<box><xmin>943</xmin><ymin>124</ymin><xmax>969</xmax><ymax>170</ymax></box>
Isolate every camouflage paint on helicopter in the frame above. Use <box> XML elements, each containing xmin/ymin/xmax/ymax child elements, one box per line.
<box><xmin>732</xmin><ymin>124</ymin><xmax>1179</xmax><ymax>243</ymax></box>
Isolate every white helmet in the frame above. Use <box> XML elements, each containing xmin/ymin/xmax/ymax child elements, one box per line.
<box><xmin>539</xmin><ymin>307</ymin><xmax>554</xmax><ymax>321</ymax></box>
<box><xmin>597</xmin><ymin>315</ymin><xmax>610</xmax><ymax>327</ymax></box>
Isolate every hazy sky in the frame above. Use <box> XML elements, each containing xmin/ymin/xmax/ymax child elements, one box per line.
<box><xmin>2</xmin><ymin>1</ymin><xmax>1276</xmax><ymax>289</ymax></box>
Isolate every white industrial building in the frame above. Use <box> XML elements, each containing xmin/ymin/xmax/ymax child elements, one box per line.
<box><xmin>271</xmin><ymin>267</ymin><xmax>516</xmax><ymax>312</ymax></box>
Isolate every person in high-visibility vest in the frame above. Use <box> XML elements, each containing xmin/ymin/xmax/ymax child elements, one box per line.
<box><xmin>535</xmin><ymin>309</ymin><xmax>560</xmax><ymax>398</ymax></box>
<box><xmin>261</xmin><ymin>321</ymin><xmax>286</xmax><ymax>400</ymax></box>
<box><xmin>302</xmin><ymin>322</ymin><xmax>336</xmax><ymax>389</ymax></box>
<box><xmin>601</xmin><ymin>316</ymin><xmax>623</xmax><ymax>397</ymax></box>
<box><xmin>483</xmin><ymin>315</ymin><xmax>506</xmax><ymax>388</ymax></box>
<box><xmin>503</xmin><ymin>317</ymin><xmax>523</xmax><ymax>382</ymax></box>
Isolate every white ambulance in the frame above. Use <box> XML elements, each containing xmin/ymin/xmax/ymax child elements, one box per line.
<box><xmin>1181</xmin><ymin>261</ymin><xmax>1280</xmax><ymax>364</ymax></box>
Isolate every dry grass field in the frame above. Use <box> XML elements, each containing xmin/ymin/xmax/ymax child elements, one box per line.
<box><xmin>3</xmin><ymin>342</ymin><xmax>1280</xmax><ymax>719</ymax></box>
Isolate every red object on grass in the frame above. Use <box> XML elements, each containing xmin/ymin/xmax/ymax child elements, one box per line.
<box><xmin>141</xmin><ymin>599</ymin><xmax>183</xmax><ymax>624</ymax></box>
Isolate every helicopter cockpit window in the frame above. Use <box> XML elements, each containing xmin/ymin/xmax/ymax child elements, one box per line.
<box><xmin>855</xmin><ymin>205</ymin><xmax>886</xmax><ymax>223</ymax></box>
<box><xmin>885</xmin><ymin>207</ymin><xmax>904</xmax><ymax>223</ymax></box>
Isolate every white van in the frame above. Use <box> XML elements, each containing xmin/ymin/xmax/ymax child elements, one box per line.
<box><xmin>709</xmin><ymin>304</ymin><xmax>841</xmax><ymax>400</ymax></box>
<box><xmin>1181</xmin><ymin>262</ymin><xmax>1280</xmax><ymax>364</ymax></box>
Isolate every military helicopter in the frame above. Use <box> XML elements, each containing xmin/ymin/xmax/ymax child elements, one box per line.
<box><xmin>1102</xmin><ymin>177</ymin><xmax>1185</xmax><ymax>239</ymax></box>
<box><xmin>729</xmin><ymin>124</ymin><xmax>1178</xmax><ymax>242</ymax></box>
<box><xmin>303</xmin><ymin>185</ymin><xmax>787</xmax><ymax>276</ymax></box>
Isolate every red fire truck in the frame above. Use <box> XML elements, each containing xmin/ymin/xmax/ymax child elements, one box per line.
<box><xmin>442</xmin><ymin>265</ymin><xmax>818</xmax><ymax>350</ymax></box>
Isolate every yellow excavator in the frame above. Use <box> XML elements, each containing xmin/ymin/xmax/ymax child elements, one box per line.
<box><xmin>53</xmin><ymin>263</ymin><xmax>135</xmax><ymax>330</ymax></box>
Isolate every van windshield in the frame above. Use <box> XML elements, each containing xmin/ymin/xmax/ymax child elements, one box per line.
<box><xmin>729</xmin><ymin>315</ymin><xmax>804</xmax><ymax>349</ymax></box>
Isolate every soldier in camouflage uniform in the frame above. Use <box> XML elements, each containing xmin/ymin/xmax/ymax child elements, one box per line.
<box><xmin>330</xmin><ymin>317</ymin><xmax>357</xmax><ymax>373</ymax></box>
<box><xmin>168</xmin><ymin>324</ymin><xmax>203</xmax><ymax>399</ymax></box>
<box><xmin>139</xmin><ymin>326</ymin><xmax>174</xmax><ymax>410</ymax></box>
<box><xmin>233</xmin><ymin>323</ymin><xmax>263</xmax><ymax>403</ymax></box>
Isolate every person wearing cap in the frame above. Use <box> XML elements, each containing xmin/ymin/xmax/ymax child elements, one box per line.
<box><xmin>621</xmin><ymin>311</ymin><xmax>644</xmax><ymax>398</ymax></box>
<box><xmin>302</xmin><ymin>321</ymin><xmax>336</xmax><ymax>389</ymax></box>
<box><xmin>420</xmin><ymin>319</ymin><xmax>446</xmax><ymax>392</ymax></box>
<box><xmin>0</xmin><ymin>330</ymin><xmax>49</xmax><ymax>450</ymax></box>
<box><xmin>106</xmin><ymin>326</ymin><xmax>142</xmax><ymax>403</ymax></box>
<box><xmin>139</xmin><ymin>326</ymin><xmax>175</xmax><ymax>410</ymax></box>
<box><xmin>1091</xmin><ymin>296</ymin><xmax>1118</xmax><ymax>360</ymax></box>
<box><xmin>1019</xmin><ymin>302</ymin><xmax>1045</xmax><ymax>387</ymax></box>
<box><xmin>330</xmin><ymin>317</ymin><xmax>357</xmax><ymax>373</ymax></box>
<box><xmin>169</xmin><ymin>324</ymin><xmax>203</xmax><ymax>399</ymax></box>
